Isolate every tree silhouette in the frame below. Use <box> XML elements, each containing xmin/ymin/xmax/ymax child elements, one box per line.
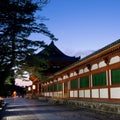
<box><xmin>0</xmin><ymin>0</ymin><xmax>57</xmax><ymax>96</ymax></box>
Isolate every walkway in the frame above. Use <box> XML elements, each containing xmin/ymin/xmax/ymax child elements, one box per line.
<box><xmin>1</xmin><ymin>98</ymin><xmax>120</xmax><ymax>120</ymax></box>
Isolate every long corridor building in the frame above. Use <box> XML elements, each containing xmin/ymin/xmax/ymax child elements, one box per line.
<box><xmin>41</xmin><ymin>39</ymin><xmax>120</xmax><ymax>101</ymax></box>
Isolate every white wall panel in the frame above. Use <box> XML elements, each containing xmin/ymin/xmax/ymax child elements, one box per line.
<box><xmin>99</xmin><ymin>61</ymin><xmax>107</xmax><ymax>68</ymax></box>
<box><xmin>49</xmin><ymin>92</ymin><xmax>52</xmax><ymax>97</ymax></box>
<box><xmin>63</xmin><ymin>75</ymin><xmax>68</xmax><ymax>79</ymax></box>
<box><xmin>54</xmin><ymin>79</ymin><xmax>57</xmax><ymax>82</ymax></box>
<box><xmin>57</xmin><ymin>91</ymin><xmax>63</xmax><ymax>97</ymax></box>
<box><xmin>92</xmin><ymin>89</ymin><xmax>99</xmax><ymax>98</ymax></box>
<box><xmin>79</xmin><ymin>69</ymin><xmax>83</xmax><ymax>74</ymax></box>
<box><xmin>109</xmin><ymin>56</ymin><xmax>120</xmax><ymax>65</ymax></box>
<box><xmin>110</xmin><ymin>87</ymin><xmax>120</xmax><ymax>98</ymax></box>
<box><xmin>84</xmin><ymin>67</ymin><xmax>89</xmax><ymax>73</ymax></box>
<box><xmin>70</xmin><ymin>73</ymin><xmax>74</xmax><ymax>77</ymax></box>
<box><xmin>58</xmin><ymin>77</ymin><xmax>62</xmax><ymax>81</ymax></box>
<box><xmin>54</xmin><ymin>92</ymin><xmax>58</xmax><ymax>97</ymax></box>
<box><xmin>44</xmin><ymin>92</ymin><xmax>47</xmax><ymax>96</ymax></box>
<box><xmin>70</xmin><ymin>91</ymin><xmax>73</xmax><ymax>97</ymax></box>
<box><xmin>79</xmin><ymin>90</ymin><xmax>84</xmax><ymax>97</ymax></box>
<box><xmin>74</xmin><ymin>72</ymin><xmax>77</xmax><ymax>76</ymax></box>
<box><xmin>100</xmin><ymin>88</ymin><xmax>108</xmax><ymax>98</ymax></box>
<box><xmin>85</xmin><ymin>90</ymin><xmax>90</xmax><ymax>98</ymax></box>
<box><xmin>74</xmin><ymin>90</ymin><xmax>78</xmax><ymax>97</ymax></box>
<box><xmin>91</xmin><ymin>64</ymin><xmax>98</xmax><ymax>70</ymax></box>
<box><xmin>46</xmin><ymin>92</ymin><xmax>49</xmax><ymax>96</ymax></box>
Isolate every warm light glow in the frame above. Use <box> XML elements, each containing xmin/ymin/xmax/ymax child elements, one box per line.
<box><xmin>28</xmin><ymin>87</ymin><xmax>31</xmax><ymax>91</ymax></box>
<box><xmin>32</xmin><ymin>85</ymin><xmax>36</xmax><ymax>90</ymax></box>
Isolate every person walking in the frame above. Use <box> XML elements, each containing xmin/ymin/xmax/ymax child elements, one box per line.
<box><xmin>12</xmin><ymin>91</ymin><xmax>17</xmax><ymax>103</ymax></box>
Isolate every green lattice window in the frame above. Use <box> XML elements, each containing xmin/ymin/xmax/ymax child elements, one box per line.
<box><xmin>80</xmin><ymin>76</ymin><xmax>89</xmax><ymax>88</ymax></box>
<box><xmin>111</xmin><ymin>68</ymin><xmax>120</xmax><ymax>85</ymax></box>
<box><xmin>70</xmin><ymin>79</ymin><xmax>78</xmax><ymax>89</ymax></box>
<box><xmin>48</xmin><ymin>85</ymin><xmax>53</xmax><ymax>91</ymax></box>
<box><xmin>92</xmin><ymin>72</ymin><xmax>106</xmax><ymax>86</ymax></box>
<box><xmin>58</xmin><ymin>83</ymin><xmax>62</xmax><ymax>91</ymax></box>
<box><xmin>53</xmin><ymin>84</ymin><xmax>57</xmax><ymax>91</ymax></box>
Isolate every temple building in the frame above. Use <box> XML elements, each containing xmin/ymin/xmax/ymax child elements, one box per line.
<box><xmin>28</xmin><ymin>41</ymin><xmax>80</xmax><ymax>94</ymax></box>
<box><xmin>41</xmin><ymin>39</ymin><xmax>120</xmax><ymax>101</ymax></box>
<box><xmin>37</xmin><ymin>41</ymin><xmax>80</xmax><ymax>76</ymax></box>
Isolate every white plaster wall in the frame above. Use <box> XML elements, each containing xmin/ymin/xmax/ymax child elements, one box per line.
<box><xmin>74</xmin><ymin>90</ymin><xmax>78</xmax><ymax>97</ymax></box>
<box><xmin>44</xmin><ymin>93</ymin><xmax>46</xmax><ymax>96</ymax></box>
<box><xmin>46</xmin><ymin>92</ymin><xmax>49</xmax><ymax>96</ymax></box>
<box><xmin>58</xmin><ymin>77</ymin><xmax>62</xmax><ymax>81</ymax></box>
<box><xmin>70</xmin><ymin>91</ymin><xmax>74</xmax><ymax>97</ymax></box>
<box><xmin>74</xmin><ymin>71</ymin><xmax>77</xmax><ymax>76</ymax></box>
<box><xmin>109</xmin><ymin>56</ymin><xmax>120</xmax><ymax>65</ymax></box>
<box><xmin>92</xmin><ymin>89</ymin><xmax>99</xmax><ymax>98</ymax></box>
<box><xmin>54</xmin><ymin>79</ymin><xmax>57</xmax><ymax>82</ymax></box>
<box><xmin>84</xmin><ymin>67</ymin><xmax>89</xmax><ymax>73</ymax></box>
<box><xmin>85</xmin><ymin>90</ymin><xmax>90</xmax><ymax>98</ymax></box>
<box><xmin>50</xmin><ymin>81</ymin><xmax>53</xmax><ymax>83</ymax></box>
<box><xmin>63</xmin><ymin>75</ymin><xmax>68</xmax><ymax>79</ymax></box>
<box><xmin>53</xmin><ymin>92</ymin><xmax>57</xmax><ymax>97</ymax></box>
<box><xmin>79</xmin><ymin>90</ymin><xmax>84</xmax><ymax>97</ymax></box>
<box><xmin>63</xmin><ymin>75</ymin><xmax>66</xmax><ymax>79</ymax></box>
<box><xmin>66</xmin><ymin>75</ymin><xmax>68</xmax><ymax>79</ymax></box>
<box><xmin>99</xmin><ymin>61</ymin><xmax>107</xmax><ymax>68</ymax></box>
<box><xmin>44</xmin><ymin>92</ymin><xmax>46</xmax><ymax>96</ymax></box>
<box><xmin>100</xmin><ymin>88</ymin><xmax>108</xmax><ymax>98</ymax></box>
<box><xmin>70</xmin><ymin>73</ymin><xmax>74</xmax><ymax>77</ymax></box>
<box><xmin>57</xmin><ymin>91</ymin><xmax>62</xmax><ymax>95</ymax></box>
<box><xmin>57</xmin><ymin>91</ymin><xmax>63</xmax><ymax>97</ymax></box>
<box><xmin>79</xmin><ymin>69</ymin><xmax>83</xmax><ymax>74</ymax></box>
<box><xmin>49</xmin><ymin>92</ymin><xmax>52</xmax><ymax>97</ymax></box>
<box><xmin>91</xmin><ymin>64</ymin><xmax>98</xmax><ymax>70</ymax></box>
<box><xmin>110</xmin><ymin>87</ymin><xmax>120</xmax><ymax>98</ymax></box>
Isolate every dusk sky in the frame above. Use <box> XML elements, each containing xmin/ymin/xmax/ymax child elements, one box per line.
<box><xmin>29</xmin><ymin>0</ymin><xmax>120</xmax><ymax>58</ymax></box>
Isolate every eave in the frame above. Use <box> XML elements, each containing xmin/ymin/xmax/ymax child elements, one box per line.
<box><xmin>49</xmin><ymin>39</ymin><xmax>120</xmax><ymax>79</ymax></box>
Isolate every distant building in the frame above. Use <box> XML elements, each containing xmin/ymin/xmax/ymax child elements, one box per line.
<box><xmin>29</xmin><ymin>41</ymin><xmax>80</xmax><ymax>95</ymax></box>
<box><xmin>37</xmin><ymin>41</ymin><xmax>80</xmax><ymax>76</ymax></box>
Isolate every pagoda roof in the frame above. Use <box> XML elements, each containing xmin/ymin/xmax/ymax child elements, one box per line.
<box><xmin>37</xmin><ymin>41</ymin><xmax>80</xmax><ymax>61</ymax></box>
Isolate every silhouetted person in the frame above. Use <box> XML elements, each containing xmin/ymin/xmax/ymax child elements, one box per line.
<box><xmin>12</xmin><ymin>91</ymin><xmax>17</xmax><ymax>103</ymax></box>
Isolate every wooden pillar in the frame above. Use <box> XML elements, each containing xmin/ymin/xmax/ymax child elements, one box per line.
<box><xmin>62</xmin><ymin>82</ymin><xmax>64</xmax><ymax>98</ymax></box>
<box><xmin>104</xmin><ymin>57</ymin><xmax>111</xmax><ymax>100</ymax></box>
<box><xmin>87</xmin><ymin>64</ymin><xmax>92</xmax><ymax>99</ymax></box>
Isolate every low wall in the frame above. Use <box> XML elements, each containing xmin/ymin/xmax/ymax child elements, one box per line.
<box><xmin>48</xmin><ymin>98</ymin><xmax>120</xmax><ymax>114</ymax></box>
<box><xmin>38</xmin><ymin>97</ymin><xmax>48</xmax><ymax>102</ymax></box>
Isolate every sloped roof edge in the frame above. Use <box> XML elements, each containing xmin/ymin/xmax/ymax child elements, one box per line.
<box><xmin>37</xmin><ymin>41</ymin><xmax>80</xmax><ymax>60</ymax></box>
<box><xmin>49</xmin><ymin>39</ymin><xmax>120</xmax><ymax>78</ymax></box>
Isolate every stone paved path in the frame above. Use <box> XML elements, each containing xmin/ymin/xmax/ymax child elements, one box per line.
<box><xmin>1</xmin><ymin>98</ymin><xmax>120</xmax><ymax>120</ymax></box>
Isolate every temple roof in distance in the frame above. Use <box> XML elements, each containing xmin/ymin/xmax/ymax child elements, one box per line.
<box><xmin>37</xmin><ymin>41</ymin><xmax>80</xmax><ymax>61</ymax></box>
<box><xmin>36</xmin><ymin>41</ymin><xmax>80</xmax><ymax>76</ymax></box>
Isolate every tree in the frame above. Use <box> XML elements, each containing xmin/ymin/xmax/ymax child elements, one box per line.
<box><xmin>0</xmin><ymin>0</ymin><xmax>57</xmax><ymax>95</ymax></box>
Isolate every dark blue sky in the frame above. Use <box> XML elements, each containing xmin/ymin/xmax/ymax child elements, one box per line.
<box><xmin>29</xmin><ymin>0</ymin><xmax>120</xmax><ymax>58</ymax></box>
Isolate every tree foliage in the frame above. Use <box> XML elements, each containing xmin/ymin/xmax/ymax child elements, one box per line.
<box><xmin>0</xmin><ymin>0</ymin><xmax>57</xmax><ymax>93</ymax></box>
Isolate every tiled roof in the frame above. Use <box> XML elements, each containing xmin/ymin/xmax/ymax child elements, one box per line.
<box><xmin>49</xmin><ymin>39</ymin><xmax>120</xmax><ymax>77</ymax></box>
<box><xmin>37</xmin><ymin>41</ymin><xmax>80</xmax><ymax>61</ymax></box>
<box><xmin>81</xmin><ymin>39</ymin><xmax>120</xmax><ymax>62</ymax></box>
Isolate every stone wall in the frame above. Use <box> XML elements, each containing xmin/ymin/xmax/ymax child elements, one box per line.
<box><xmin>47</xmin><ymin>98</ymin><xmax>120</xmax><ymax>114</ymax></box>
